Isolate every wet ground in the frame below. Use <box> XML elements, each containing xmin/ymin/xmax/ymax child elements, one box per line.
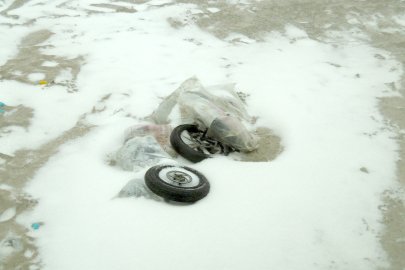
<box><xmin>0</xmin><ymin>0</ymin><xmax>404</xmax><ymax>269</ymax></box>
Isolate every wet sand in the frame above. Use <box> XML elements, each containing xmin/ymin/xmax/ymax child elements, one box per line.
<box><xmin>0</xmin><ymin>0</ymin><xmax>404</xmax><ymax>269</ymax></box>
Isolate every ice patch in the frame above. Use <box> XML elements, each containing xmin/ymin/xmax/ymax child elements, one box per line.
<box><xmin>27</xmin><ymin>73</ymin><xmax>45</xmax><ymax>82</ymax></box>
<box><xmin>41</xmin><ymin>61</ymin><xmax>58</xmax><ymax>67</ymax></box>
<box><xmin>0</xmin><ymin>184</ymin><xmax>13</xmax><ymax>191</ymax></box>
<box><xmin>0</xmin><ymin>207</ymin><xmax>16</xmax><ymax>222</ymax></box>
<box><xmin>54</xmin><ymin>68</ymin><xmax>73</xmax><ymax>82</ymax></box>
<box><xmin>225</xmin><ymin>33</ymin><xmax>256</xmax><ymax>43</ymax></box>
<box><xmin>24</xmin><ymin>249</ymin><xmax>34</xmax><ymax>258</ymax></box>
<box><xmin>285</xmin><ymin>24</ymin><xmax>308</xmax><ymax>39</ymax></box>
<box><xmin>207</xmin><ymin>7</ymin><xmax>220</xmax><ymax>13</ymax></box>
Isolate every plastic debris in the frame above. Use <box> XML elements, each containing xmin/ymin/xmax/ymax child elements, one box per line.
<box><xmin>0</xmin><ymin>102</ymin><xmax>4</xmax><ymax>113</ymax></box>
<box><xmin>117</xmin><ymin>177</ymin><xmax>163</xmax><ymax>201</ymax></box>
<box><xmin>112</xmin><ymin>124</ymin><xmax>175</xmax><ymax>200</ymax></box>
<box><xmin>38</xmin><ymin>80</ymin><xmax>48</xmax><ymax>85</ymax></box>
<box><xmin>114</xmin><ymin>78</ymin><xmax>260</xmax><ymax>201</ymax></box>
<box><xmin>112</xmin><ymin>125</ymin><xmax>173</xmax><ymax>172</ymax></box>
<box><xmin>31</xmin><ymin>223</ymin><xmax>41</xmax><ymax>230</ymax></box>
<box><xmin>150</xmin><ymin>77</ymin><xmax>258</xmax><ymax>152</ymax></box>
<box><xmin>115</xmin><ymin>136</ymin><xmax>171</xmax><ymax>171</ymax></box>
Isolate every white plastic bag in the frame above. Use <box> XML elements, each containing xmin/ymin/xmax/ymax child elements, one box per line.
<box><xmin>113</xmin><ymin>124</ymin><xmax>173</xmax><ymax>172</ymax></box>
<box><xmin>150</xmin><ymin>77</ymin><xmax>258</xmax><ymax>151</ymax></box>
<box><xmin>117</xmin><ymin>177</ymin><xmax>163</xmax><ymax>201</ymax></box>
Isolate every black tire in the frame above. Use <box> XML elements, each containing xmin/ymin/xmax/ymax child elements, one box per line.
<box><xmin>144</xmin><ymin>165</ymin><xmax>210</xmax><ymax>203</ymax></box>
<box><xmin>170</xmin><ymin>124</ymin><xmax>210</xmax><ymax>163</ymax></box>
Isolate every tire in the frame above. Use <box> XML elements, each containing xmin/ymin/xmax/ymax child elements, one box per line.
<box><xmin>170</xmin><ymin>124</ymin><xmax>210</xmax><ymax>163</ymax></box>
<box><xmin>144</xmin><ymin>165</ymin><xmax>210</xmax><ymax>203</ymax></box>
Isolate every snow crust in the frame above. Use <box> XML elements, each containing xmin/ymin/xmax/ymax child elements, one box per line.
<box><xmin>0</xmin><ymin>1</ymin><xmax>402</xmax><ymax>269</ymax></box>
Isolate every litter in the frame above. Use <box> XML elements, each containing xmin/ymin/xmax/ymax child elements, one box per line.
<box><xmin>112</xmin><ymin>77</ymin><xmax>263</xmax><ymax>202</ymax></box>
<box><xmin>31</xmin><ymin>223</ymin><xmax>42</xmax><ymax>230</ymax></box>
<box><xmin>112</xmin><ymin>124</ymin><xmax>173</xmax><ymax>172</ymax></box>
<box><xmin>117</xmin><ymin>177</ymin><xmax>163</xmax><ymax>201</ymax></box>
<box><xmin>150</xmin><ymin>77</ymin><xmax>258</xmax><ymax>153</ymax></box>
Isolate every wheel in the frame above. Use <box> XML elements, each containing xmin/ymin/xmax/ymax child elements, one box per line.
<box><xmin>170</xmin><ymin>124</ymin><xmax>227</xmax><ymax>163</ymax></box>
<box><xmin>170</xmin><ymin>124</ymin><xmax>208</xmax><ymax>162</ymax></box>
<box><xmin>144</xmin><ymin>165</ymin><xmax>210</xmax><ymax>203</ymax></box>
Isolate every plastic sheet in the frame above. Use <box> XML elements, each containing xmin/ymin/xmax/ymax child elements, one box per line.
<box><xmin>207</xmin><ymin>116</ymin><xmax>258</xmax><ymax>151</ymax></box>
<box><xmin>117</xmin><ymin>177</ymin><xmax>163</xmax><ymax>201</ymax></box>
<box><xmin>113</xmin><ymin>125</ymin><xmax>173</xmax><ymax>172</ymax></box>
<box><xmin>150</xmin><ymin>77</ymin><xmax>258</xmax><ymax>151</ymax></box>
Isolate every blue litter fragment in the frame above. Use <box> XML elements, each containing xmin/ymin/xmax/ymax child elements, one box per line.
<box><xmin>31</xmin><ymin>223</ymin><xmax>41</xmax><ymax>230</ymax></box>
<box><xmin>0</xmin><ymin>102</ymin><xmax>5</xmax><ymax>107</ymax></box>
<box><xmin>0</xmin><ymin>109</ymin><xmax>4</xmax><ymax>114</ymax></box>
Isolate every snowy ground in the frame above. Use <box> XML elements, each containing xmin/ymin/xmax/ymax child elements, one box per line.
<box><xmin>1</xmin><ymin>0</ymin><xmax>404</xmax><ymax>270</ymax></box>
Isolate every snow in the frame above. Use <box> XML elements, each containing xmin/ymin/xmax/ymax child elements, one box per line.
<box><xmin>41</xmin><ymin>61</ymin><xmax>58</xmax><ymax>67</ymax></box>
<box><xmin>207</xmin><ymin>7</ymin><xmax>221</xmax><ymax>13</ymax></box>
<box><xmin>27</xmin><ymin>73</ymin><xmax>45</xmax><ymax>82</ymax></box>
<box><xmin>0</xmin><ymin>1</ymin><xmax>402</xmax><ymax>270</ymax></box>
<box><xmin>0</xmin><ymin>27</ymin><xmax>31</xmax><ymax>66</ymax></box>
<box><xmin>0</xmin><ymin>207</ymin><xmax>16</xmax><ymax>223</ymax></box>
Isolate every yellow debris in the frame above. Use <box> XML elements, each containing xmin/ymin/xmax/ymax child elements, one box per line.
<box><xmin>39</xmin><ymin>80</ymin><xmax>48</xmax><ymax>85</ymax></box>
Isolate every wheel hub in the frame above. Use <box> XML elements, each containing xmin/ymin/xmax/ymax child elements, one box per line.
<box><xmin>182</xmin><ymin>129</ymin><xmax>227</xmax><ymax>155</ymax></box>
<box><xmin>166</xmin><ymin>170</ymin><xmax>192</xmax><ymax>184</ymax></box>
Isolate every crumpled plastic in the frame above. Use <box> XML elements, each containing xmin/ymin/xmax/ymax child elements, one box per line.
<box><xmin>149</xmin><ymin>77</ymin><xmax>258</xmax><ymax>152</ymax></box>
<box><xmin>111</xmin><ymin>124</ymin><xmax>175</xmax><ymax>200</ymax></box>
<box><xmin>117</xmin><ymin>177</ymin><xmax>163</xmax><ymax>201</ymax></box>
<box><xmin>112</xmin><ymin>78</ymin><xmax>260</xmax><ymax>201</ymax></box>
<box><xmin>112</xmin><ymin>124</ymin><xmax>173</xmax><ymax>172</ymax></box>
